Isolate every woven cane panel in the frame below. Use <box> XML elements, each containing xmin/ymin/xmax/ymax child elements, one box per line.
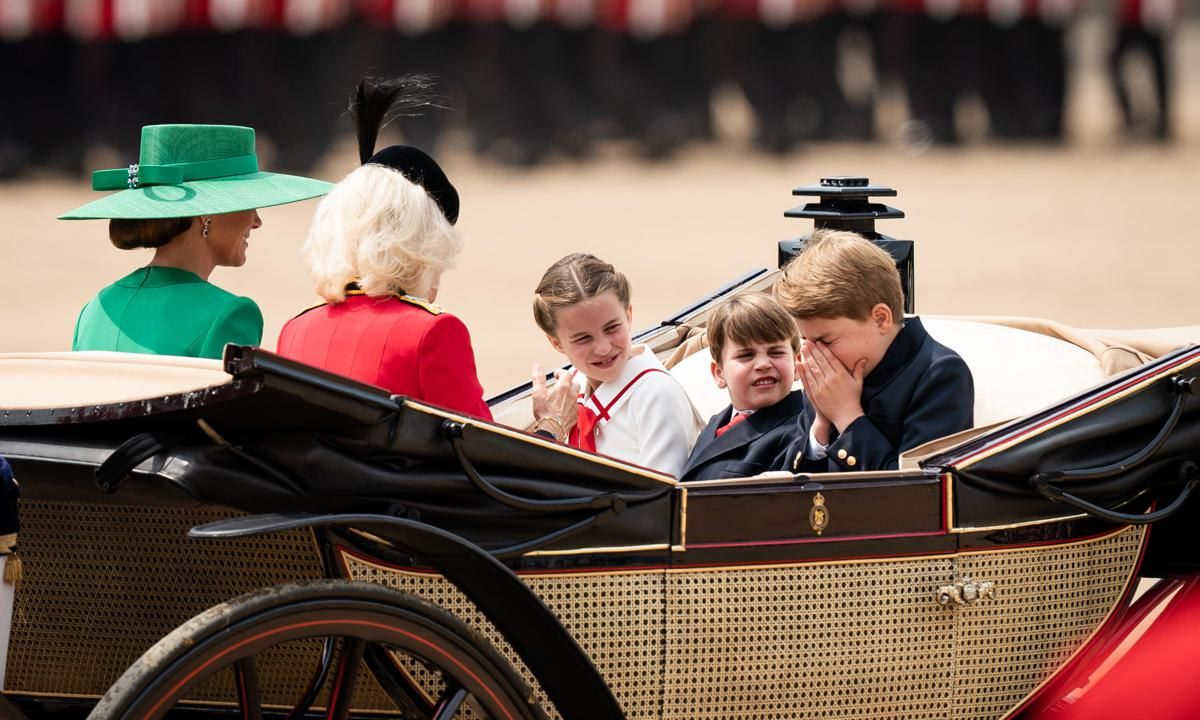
<box><xmin>344</xmin><ymin>554</ymin><xmax>668</xmax><ymax>720</ymax></box>
<box><xmin>663</xmin><ymin>558</ymin><xmax>958</xmax><ymax>719</ymax></box>
<box><xmin>660</xmin><ymin>528</ymin><xmax>1144</xmax><ymax>720</ymax></box>
<box><xmin>951</xmin><ymin>525</ymin><xmax>1145</xmax><ymax>719</ymax></box>
<box><xmin>5</xmin><ymin>500</ymin><xmax>390</xmax><ymax>710</ymax></box>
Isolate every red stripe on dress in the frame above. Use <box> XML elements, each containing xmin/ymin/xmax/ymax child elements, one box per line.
<box><xmin>569</xmin><ymin>368</ymin><xmax>667</xmax><ymax>449</ymax></box>
<box><xmin>592</xmin><ymin>368</ymin><xmax>665</xmax><ymax>421</ymax></box>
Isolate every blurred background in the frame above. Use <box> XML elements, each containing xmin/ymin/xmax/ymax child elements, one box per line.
<box><xmin>0</xmin><ymin>0</ymin><xmax>1194</xmax><ymax>394</ymax></box>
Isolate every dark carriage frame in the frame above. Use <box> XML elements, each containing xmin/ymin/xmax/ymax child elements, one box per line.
<box><xmin>6</xmin><ymin>332</ymin><xmax>1200</xmax><ymax>719</ymax></box>
<box><xmin>4</xmin><ymin>178</ymin><xmax>1200</xmax><ymax>719</ymax></box>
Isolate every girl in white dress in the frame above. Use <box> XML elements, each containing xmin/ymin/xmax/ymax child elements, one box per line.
<box><xmin>530</xmin><ymin>253</ymin><xmax>702</xmax><ymax>477</ymax></box>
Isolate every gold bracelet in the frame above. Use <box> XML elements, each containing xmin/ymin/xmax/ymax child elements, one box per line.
<box><xmin>534</xmin><ymin>416</ymin><xmax>566</xmax><ymax>443</ymax></box>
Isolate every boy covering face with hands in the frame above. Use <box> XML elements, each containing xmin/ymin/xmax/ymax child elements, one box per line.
<box><xmin>774</xmin><ymin>230</ymin><xmax>974</xmax><ymax>472</ymax></box>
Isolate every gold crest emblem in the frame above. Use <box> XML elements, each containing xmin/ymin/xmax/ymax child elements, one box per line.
<box><xmin>809</xmin><ymin>492</ymin><xmax>829</xmax><ymax>536</ymax></box>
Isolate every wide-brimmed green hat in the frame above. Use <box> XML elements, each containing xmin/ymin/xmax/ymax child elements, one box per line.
<box><xmin>59</xmin><ymin>124</ymin><xmax>333</xmax><ymax>220</ymax></box>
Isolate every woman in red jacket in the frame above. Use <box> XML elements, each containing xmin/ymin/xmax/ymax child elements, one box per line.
<box><xmin>277</xmin><ymin>77</ymin><xmax>491</xmax><ymax>420</ymax></box>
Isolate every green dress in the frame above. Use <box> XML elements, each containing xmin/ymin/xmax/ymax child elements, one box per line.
<box><xmin>72</xmin><ymin>266</ymin><xmax>263</xmax><ymax>360</ymax></box>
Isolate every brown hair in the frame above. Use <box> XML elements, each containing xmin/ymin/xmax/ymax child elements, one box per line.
<box><xmin>707</xmin><ymin>292</ymin><xmax>800</xmax><ymax>363</ymax></box>
<box><xmin>533</xmin><ymin>253</ymin><xmax>631</xmax><ymax>334</ymax></box>
<box><xmin>772</xmin><ymin>229</ymin><xmax>904</xmax><ymax>321</ymax></box>
<box><xmin>108</xmin><ymin>217</ymin><xmax>193</xmax><ymax>250</ymax></box>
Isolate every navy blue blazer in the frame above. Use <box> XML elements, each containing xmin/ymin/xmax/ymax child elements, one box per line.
<box><xmin>785</xmin><ymin>317</ymin><xmax>974</xmax><ymax>473</ymax></box>
<box><xmin>680</xmin><ymin>390</ymin><xmax>807</xmax><ymax>482</ymax></box>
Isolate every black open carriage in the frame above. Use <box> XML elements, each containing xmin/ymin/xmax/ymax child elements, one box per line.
<box><xmin>2</xmin><ymin>179</ymin><xmax>1199</xmax><ymax>719</ymax></box>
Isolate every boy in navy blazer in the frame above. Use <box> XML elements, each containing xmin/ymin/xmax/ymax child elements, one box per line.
<box><xmin>680</xmin><ymin>293</ymin><xmax>807</xmax><ymax>482</ymax></box>
<box><xmin>774</xmin><ymin>230</ymin><xmax>974</xmax><ymax>473</ymax></box>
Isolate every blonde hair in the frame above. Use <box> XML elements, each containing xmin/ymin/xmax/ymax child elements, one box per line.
<box><xmin>773</xmin><ymin>229</ymin><xmax>904</xmax><ymax>321</ymax></box>
<box><xmin>707</xmin><ymin>292</ymin><xmax>800</xmax><ymax>363</ymax></box>
<box><xmin>532</xmin><ymin>253</ymin><xmax>631</xmax><ymax>335</ymax></box>
<box><xmin>302</xmin><ymin>164</ymin><xmax>462</xmax><ymax>302</ymax></box>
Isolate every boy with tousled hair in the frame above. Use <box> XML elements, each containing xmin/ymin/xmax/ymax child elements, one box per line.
<box><xmin>680</xmin><ymin>292</ymin><xmax>807</xmax><ymax>482</ymax></box>
<box><xmin>774</xmin><ymin>229</ymin><xmax>974</xmax><ymax>473</ymax></box>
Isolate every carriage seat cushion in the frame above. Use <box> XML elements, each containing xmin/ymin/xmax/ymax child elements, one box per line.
<box><xmin>0</xmin><ymin>352</ymin><xmax>229</xmax><ymax>410</ymax></box>
<box><xmin>921</xmin><ymin>318</ymin><xmax>1105</xmax><ymax>426</ymax></box>
<box><xmin>668</xmin><ymin>318</ymin><xmax>1107</xmax><ymax>431</ymax></box>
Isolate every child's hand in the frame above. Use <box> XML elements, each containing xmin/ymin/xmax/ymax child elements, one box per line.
<box><xmin>799</xmin><ymin>341</ymin><xmax>865</xmax><ymax>433</ymax></box>
<box><xmin>811</xmin><ymin>412</ymin><xmax>833</xmax><ymax>447</ymax></box>
<box><xmin>532</xmin><ymin>364</ymin><xmax>579</xmax><ymax>440</ymax></box>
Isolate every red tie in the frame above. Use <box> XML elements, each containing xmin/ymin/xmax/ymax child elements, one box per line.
<box><xmin>715</xmin><ymin>411</ymin><xmax>748</xmax><ymax>437</ymax></box>
<box><xmin>570</xmin><ymin>403</ymin><xmax>599</xmax><ymax>452</ymax></box>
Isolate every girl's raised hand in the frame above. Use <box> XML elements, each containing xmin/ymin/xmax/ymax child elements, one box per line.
<box><xmin>531</xmin><ymin>364</ymin><xmax>579</xmax><ymax>442</ymax></box>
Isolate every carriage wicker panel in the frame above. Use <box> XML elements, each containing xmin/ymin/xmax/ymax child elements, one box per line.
<box><xmin>952</xmin><ymin>526</ymin><xmax>1146</xmax><ymax>719</ymax></box>
<box><xmin>663</xmin><ymin>557</ymin><xmax>958</xmax><ymax>719</ymax></box>
<box><xmin>6</xmin><ymin>499</ymin><xmax>1143</xmax><ymax>717</ymax></box>
<box><xmin>4</xmin><ymin>501</ymin><xmax>392</xmax><ymax>709</ymax></box>
<box><xmin>344</xmin><ymin>554</ymin><xmax>668</xmax><ymax>720</ymax></box>
<box><xmin>661</xmin><ymin>526</ymin><xmax>1144</xmax><ymax>720</ymax></box>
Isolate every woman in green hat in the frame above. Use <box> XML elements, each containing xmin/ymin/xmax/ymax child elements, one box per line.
<box><xmin>61</xmin><ymin>124</ymin><xmax>332</xmax><ymax>360</ymax></box>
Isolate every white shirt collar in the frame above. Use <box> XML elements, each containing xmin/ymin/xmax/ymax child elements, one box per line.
<box><xmin>577</xmin><ymin>345</ymin><xmax>666</xmax><ymax>423</ymax></box>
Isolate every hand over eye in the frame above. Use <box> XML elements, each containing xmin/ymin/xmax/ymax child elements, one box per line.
<box><xmin>799</xmin><ymin>342</ymin><xmax>866</xmax><ymax>433</ymax></box>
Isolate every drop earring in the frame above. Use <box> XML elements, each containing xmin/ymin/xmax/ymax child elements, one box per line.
<box><xmin>201</xmin><ymin>217</ymin><xmax>212</xmax><ymax>239</ymax></box>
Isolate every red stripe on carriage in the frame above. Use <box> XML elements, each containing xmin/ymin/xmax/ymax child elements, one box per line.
<box><xmin>335</xmin><ymin>523</ymin><xmax>1131</xmax><ymax>574</ymax></box>
<box><xmin>686</xmin><ymin>528</ymin><xmax>948</xmax><ymax>549</ymax></box>
<box><xmin>325</xmin><ymin>654</ymin><xmax>348</xmax><ymax>720</ymax></box>
<box><xmin>943</xmin><ymin>472</ymin><xmax>952</xmax><ymax>531</ymax></box>
<box><xmin>671</xmin><ymin>525</ymin><xmax>1137</xmax><ymax>570</ymax></box>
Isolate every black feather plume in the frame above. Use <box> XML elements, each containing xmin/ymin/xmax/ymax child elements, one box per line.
<box><xmin>350</xmin><ymin>74</ymin><xmax>442</xmax><ymax>165</ymax></box>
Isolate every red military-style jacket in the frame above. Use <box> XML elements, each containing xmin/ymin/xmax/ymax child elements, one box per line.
<box><xmin>359</xmin><ymin>0</ymin><xmax>457</xmax><ymax>32</ymax></box>
<box><xmin>62</xmin><ymin>0</ymin><xmax>185</xmax><ymax>40</ymax></box>
<box><xmin>594</xmin><ymin>0</ymin><xmax>696</xmax><ymax>35</ymax></box>
<box><xmin>185</xmin><ymin>0</ymin><xmax>349</xmax><ymax>32</ymax></box>
<box><xmin>885</xmin><ymin>0</ymin><xmax>984</xmax><ymax>16</ymax></box>
<box><xmin>1116</xmin><ymin>0</ymin><xmax>1176</xmax><ymax>30</ymax></box>
<box><xmin>0</xmin><ymin>0</ymin><xmax>64</xmax><ymax>39</ymax></box>
<box><xmin>716</xmin><ymin>0</ymin><xmax>830</xmax><ymax>23</ymax></box>
<box><xmin>277</xmin><ymin>291</ymin><xmax>493</xmax><ymax>421</ymax></box>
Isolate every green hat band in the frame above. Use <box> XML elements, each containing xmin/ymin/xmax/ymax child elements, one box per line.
<box><xmin>92</xmin><ymin>154</ymin><xmax>259</xmax><ymax>191</ymax></box>
<box><xmin>61</xmin><ymin>124</ymin><xmax>332</xmax><ymax>220</ymax></box>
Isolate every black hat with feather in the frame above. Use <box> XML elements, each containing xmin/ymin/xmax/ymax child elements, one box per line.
<box><xmin>352</xmin><ymin>75</ymin><xmax>459</xmax><ymax>225</ymax></box>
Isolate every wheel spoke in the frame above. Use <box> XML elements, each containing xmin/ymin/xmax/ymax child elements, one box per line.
<box><xmin>97</xmin><ymin>582</ymin><xmax>535</xmax><ymax>720</ymax></box>
<box><xmin>432</xmin><ymin>685</ymin><xmax>470</xmax><ymax>720</ymax></box>
<box><xmin>233</xmin><ymin>658</ymin><xmax>263</xmax><ymax>720</ymax></box>
<box><xmin>325</xmin><ymin>637</ymin><xmax>366</xmax><ymax>720</ymax></box>
<box><xmin>285</xmin><ymin>635</ymin><xmax>338</xmax><ymax>720</ymax></box>
<box><xmin>363</xmin><ymin>643</ymin><xmax>437</xmax><ymax>716</ymax></box>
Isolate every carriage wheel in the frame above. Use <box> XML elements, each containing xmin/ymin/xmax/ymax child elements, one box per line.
<box><xmin>89</xmin><ymin>580</ymin><xmax>546</xmax><ymax>720</ymax></box>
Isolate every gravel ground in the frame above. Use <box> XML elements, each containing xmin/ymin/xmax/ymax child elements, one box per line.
<box><xmin>2</xmin><ymin>18</ymin><xmax>1197</xmax><ymax>395</ymax></box>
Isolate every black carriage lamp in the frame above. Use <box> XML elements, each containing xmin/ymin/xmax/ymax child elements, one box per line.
<box><xmin>779</xmin><ymin>176</ymin><xmax>915</xmax><ymax>315</ymax></box>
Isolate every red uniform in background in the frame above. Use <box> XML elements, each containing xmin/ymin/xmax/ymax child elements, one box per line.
<box><xmin>0</xmin><ymin>0</ymin><xmax>64</xmax><ymax>40</ymax></box>
<box><xmin>277</xmin><ymin>292</ymin><xmax>493</xmax><ymax>421</ymax></box>
<box><xmin>1109</xmin><ymin>0</ymin><xmax>1174</xmax><ymax>141</ymax></box>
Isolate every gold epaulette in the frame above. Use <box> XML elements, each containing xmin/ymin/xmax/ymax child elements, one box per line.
<box><xmin>343</xmin><ymin>285</ymin><xmax>443</xmax><ymax>315</ymax></box>
<box><xmin>395</xmin><ymin>294</ymin><xmax>443</xmax><ymax>315</ymax></box>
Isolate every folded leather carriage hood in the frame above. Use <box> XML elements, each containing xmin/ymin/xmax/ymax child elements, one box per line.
<box><xmin>924</xmin><ymin>345</ymin><xmax>1200</xmax><ymax>557</ymax></box>
<box><xmin>170</xmin><ymin>425</ymin><xmax>671</xmax><ymax>554</ymax></box>
<box><xmin>0</xmin><ymin>346</ymin><xmax>674</xmax><ymax>555</ymax></box>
